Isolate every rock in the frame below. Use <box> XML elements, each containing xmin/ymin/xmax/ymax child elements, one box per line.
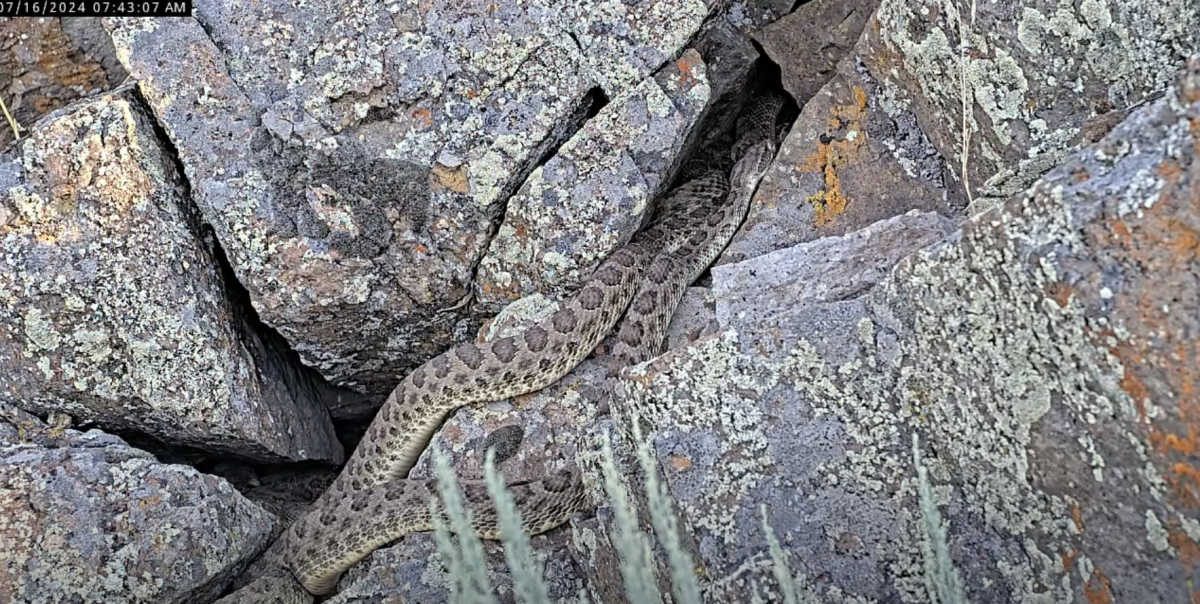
<box><xmin>107</xmin><ymin>0</ymin><xmax>717</xmax><ymax>396</ymax></box>
<box><xmin>0</xmin><ymin>88</ymin><xmax>342</xmax><ymax>464</ymax></box>
<box><xmin>617</xmin><ymin>58</ymin><xmax>1200</xmax><ymax>602</ymax></box>
<box><xmin>688</xmin><ymin>18</ymin><xmax>762</xmax><ymax>154</ymax></box>
<box><xmin>0</xmin><ymin>18</ymin><xmax>125</xmax><ymax>148</ymax></box>
<box><xmin>0</xmin><ymin>403</ymin><xmax>275</xmax><ymax>604</ymax></box>
<box><xmin>724</xmin><ymin>0</ymin><xmax>794</xmax><ymax>32</ymax></box>
<box><xmin>755</xmin><ymin>0</ymin><xmax>879</xmax><ymax>105</ymax></box>
<box><xmin>713</xmin><ymin>210</ymin><xmax>956</xmax><ymax>358</ymax></box>
<box><xmin>474</xmin><ymin>51</ymin><xmax>711</xmax><ymax>310</ymax></box>
<box><xmin>860</xmin><ymin>0</ymin><xmax>1200</xmax><ymax>209</ymax></box>
<box><xmin>665</xmin><ymin>286</ymin><xmax>720</xmax><ymax>352</ymax></box>
<box><xmin>721</xmin><ymin>57</ymin><xmax>965</xmax><ymax>265</ymax></box>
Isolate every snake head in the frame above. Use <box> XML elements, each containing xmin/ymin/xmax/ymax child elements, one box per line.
<box><xmin>730</xmin><ymin>138</ymin><xmax>776</xmax><ymax>195</ymax></box>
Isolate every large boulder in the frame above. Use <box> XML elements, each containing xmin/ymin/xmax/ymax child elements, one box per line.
<box><xmin>0</xmin><ymin>404</ymin><xmax>275</xmax><ymax>604</ymax></box>
<box><xmin>0</xmin><ymin>88</ymin><xmax>342</xmax><ymax>464</ymax></box>
<box><xmin>618</xmin><ymin>58</ymin><xmax>1200</xmax><ymax>602</ymax></box>
<box><xmin>107</xmin><ymin>0</ymin><xmax>718</xmax><ymax>396</ymax></box>
<box><xmin>473</xmin><ymin>50</ymin><xmax>711</xmax><ymax>311</ymax></box>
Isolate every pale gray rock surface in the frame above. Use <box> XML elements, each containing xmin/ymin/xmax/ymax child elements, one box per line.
<box><xmin>107</xmin><ymin>0</ymin><xmax>717</xmax><ymax>396</ymax></box>
<box><xmin>0</xmin><ymin>89</ymin><xmax>342</xmax><ymax>463</ymax></box>
<box><xmin>474</xmin><ymin>50</ymin><xmax>711</xmax><ymax>311</ymax></box>
<box><xmin>0</xmin><ymin>404</ymin><xmax>276</xmax><ymax>604</ymax></box>
<box><xmin>861</xmin><ymin>0</ymin><xmax>1200</xmax><ymax>208</ymax></box>
<box><xmin>713</xmin><ymin>210</ymin><xmax>955</xmax><ymax>358</ymax></box>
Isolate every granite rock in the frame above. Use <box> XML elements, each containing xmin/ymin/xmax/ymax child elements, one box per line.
<box><xmin>0</xmin><ymin>403</ymin><xmax>275</xmax><ymax>604</ymax></box>
<box><xmin>106</xmin><ymin>0</ymin><xmax>716</xmax><ymax>396</ymax></box>
<box><xmin>0</xmin><ymin>88</ymin><xmax>342</xmax><ymax>463</ymax></box>
<box><xmin>721</xmin><ymin>57</ymin><xmax>965</xmax><ymax>266</ymax></box>
<box><xmin>861</xmin><ymin>0</ymin><xmax>1200</xmax><ymax>209</ymax></box>
<box><xmin>617</xmin><ymin>58</ymin><xmax>1200</xmax><ymax>602</ymax></box>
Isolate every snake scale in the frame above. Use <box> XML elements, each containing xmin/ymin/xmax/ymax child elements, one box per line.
<box><xmin>218</xmin><ymin>92</ymin><xmax>786</xmax><ymax>604</ymax></box>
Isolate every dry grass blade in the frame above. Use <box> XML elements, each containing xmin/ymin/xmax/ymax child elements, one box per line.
<box><xmin>1</xmin><ymin>95</ymin><xmax>22</xmax><ymax>141</ymax></box>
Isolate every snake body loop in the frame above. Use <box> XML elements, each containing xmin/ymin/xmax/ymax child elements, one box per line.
<box><xmin>217</xmin><ymin>92</ymin><xmax>787</xmax><ymax>604</ymax></box>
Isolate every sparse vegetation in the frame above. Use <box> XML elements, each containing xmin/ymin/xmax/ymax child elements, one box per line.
<box><xmin>1</xmin><ymin>95</ymin><xmax>21</xmax><ymax>142</ymax></box>
<box><xmin>913</xmin><ymin>433</ymin><xmax>967</xmax><ymax>604</ymax></box>
<box><xmin>430</xmin><ymin>432</ymin><xmax>966</xmax><ymax>604</ymax></box>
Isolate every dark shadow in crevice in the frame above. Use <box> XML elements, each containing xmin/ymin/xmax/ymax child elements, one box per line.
<box><xmin>685</xmin><ymin>51</ymin><xmax>799</xmax><ymax>286</ymax></box>
<box><xmin>108</xmin><ymin>87</ymin><xmax>368</xmax><ymax>471</ymax></box>
<box><xmin>669</xmin><ymin>53</ymin><xmax>798</xmax><ymax>192</ymax></box>
<box><xmin>533</xmin><ymin>86</ymin><xmax>609</xmax><ymax>172</ymax></box>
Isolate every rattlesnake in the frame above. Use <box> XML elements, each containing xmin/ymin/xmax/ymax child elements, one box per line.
<box><xmin>218</xmin><ymin>92</ymin><xmax>787</xmax><ymax>604</ymax></box>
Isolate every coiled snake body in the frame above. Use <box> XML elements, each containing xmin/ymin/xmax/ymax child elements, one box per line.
<box><xmin>219</xmin><ymin>93</ymin><xmax>787</xmax><ymax>604</ymax></box>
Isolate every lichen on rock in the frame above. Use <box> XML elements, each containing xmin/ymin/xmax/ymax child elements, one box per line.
<box><xmin>0</xmin><ymin>403</ymin><xmax>275</xmax><ymax>604</ymax></box>
<box><xmin>0</xmin><ymin>88</ymin><xmax>341</xmax><ymax>464</ymax></box>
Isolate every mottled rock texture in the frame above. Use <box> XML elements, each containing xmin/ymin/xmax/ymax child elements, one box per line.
<box><xmin>755</xmin><ymin>0</ymin><xmax>878</xmax><ymax>105</ymax></box>
<box><xmin>107</xmin><ymin>0</ymin><xmax>716</xmax><ymax>395</ymax></box>
<box><xmin>722</xmin><ymin>56</ymin><xmax>963</xmax><ymax>265</ymax></box>
<box><xmin>0</xmin><ymin>89</ymin><xmax>342</xmax><ymax>463</ymax></box>
<box><xmin>0</xmin><ymin>403</ymin><xmax>275</xmax><ymax>604</ymax></box>
<box><xmin>713</xmin><ymin>210</ymin><xmax>955</xmax><ymax>358</ymax></box>
<box><xmin>861</xmin><ymin>0</ymin><xmax>1200</xmax><ymax>209</ymax></box>
<box><xmin>0</xmin><ymin>17</ymin><xmax>125</xmax><ymax>148</ymax></box>
<box><xmin>616</xmin><ymin>59</ymin><xmax>1200</xmax><ymax>602</ymax></box>
<box><xmin>474</xmin><ymin>51</ymin><xmax>711</xmax><ymax>311</ymax></box>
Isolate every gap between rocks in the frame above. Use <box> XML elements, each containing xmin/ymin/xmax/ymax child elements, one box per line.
<box><xmin>106</xmin><ymin>86</ymin><xmax>360</xmax><ymax>471</ymax></box>
<box><xmin>121</xmin><ymin>24</ymin><xmax>800</xmax><ymax>515</ymax></box>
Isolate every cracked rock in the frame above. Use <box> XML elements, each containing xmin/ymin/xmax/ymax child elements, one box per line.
<box><xmin>0</xmin><ymin>88</ymin><xmax>342</xmax><ymax>464</ymax></box>
<box><xmin>0</xmin><ymin>403</ymin><xmax>275</xmax><ymax>604</ymax></box>
<box><xmin>107</xmin><ymin>0</ymin><xmax>716</xmax><ymax>396</ymax></box>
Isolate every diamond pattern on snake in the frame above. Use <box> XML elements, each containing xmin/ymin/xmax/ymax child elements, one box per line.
<box><xmin>217</xmin><ymin>92</ymin><xmax>789</xmax><ymax>604</ymax></box>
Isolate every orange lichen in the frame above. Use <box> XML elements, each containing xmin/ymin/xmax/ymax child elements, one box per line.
<box><xmin>797</xmin><ymin>86</ymin><xmax>869</xmax><ymax>227</ymax></box>
<box><xmin>1168</xmin><ymin>525</ymin><xmax>1200</xmax><ymax>571</ymax></box>
<box><xmin>1167</xmin><ymin>463</ymin><xmax>1200</xmax><ymax>508</ymax></box>
<box><xmin>1110</xmin><ymin>218</ymin><xmax>1133</xmax><ymax>247</ymax></box>
<box><xmin>1160</xmin><ymin>158</ymin><xmax>1185</xmax><ymax>180</ymax></box>
<box><xmin>412</xmin><ymin>107</ymin><xmax>433</xmax><ymax>127</ymax></box>
<box><xmin>1061</xmin><ymin>548</ymin><xmax>1079</xmax><ymax>570</ymax></box>
<box><xmin>1047</xmin><ymin>283</ymin><xmax>1074</xmax><ymax>308</ymax></box>
<box><xmin>675</xmin><ymin>52</ymin><xmax>700</xmax><ymax>87</ymax></box>
<box><xmin>1117</xmin><ymin>357</ymin><xmax>1151</xmax><ymax>423</ymax></box>
<box><xmin>1084</xmin><ymin>569</ymin><xmax>1113</xmax><ymax>604</ymax></box>
<box><xmin>1090</xmin><ymin>141</ymin><xmax>1200</xmax><ymax>508</ymax></box>
<box><xmin>666</xmin><ymin>454</ymin><xmax>693</xmax><ymax>471</ymax></box>
<box><xmin>431</xmin><ymin>163</ymin><xmax>469</xmax><ymax>193</ymax></box>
